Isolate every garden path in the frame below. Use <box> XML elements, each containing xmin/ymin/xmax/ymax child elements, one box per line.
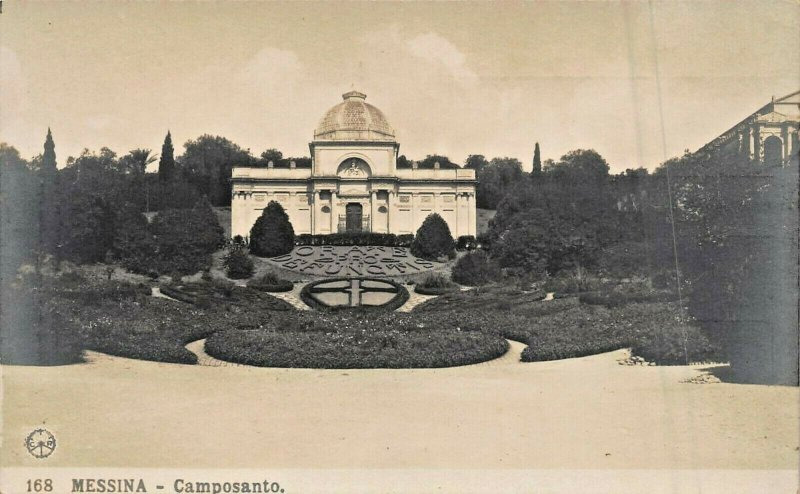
<box><xmin>185</xmin><ymin>339</ymin><xmax>243</xmax><ymax>367</ymax></box>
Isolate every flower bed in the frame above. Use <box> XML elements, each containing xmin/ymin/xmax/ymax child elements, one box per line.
<box><xmin>160</xmin><ymin>280</ymin><xmax>294</xmax><ymax>311</ymax></box>
<box><xmin>413</xmin><ymin>284</ymin><xmax>551</xmax><ymax>313</ymax></box>
<box><xmin>299</xmin><ymin>277</ymin><xmax>409</xmax><ymax>312</ymax></box>
<box><xmin>204</xmin><ymin>312</ymin><xmax>508</xmax><ymax>368</ymax></box>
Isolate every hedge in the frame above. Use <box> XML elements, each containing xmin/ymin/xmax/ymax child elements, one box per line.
<box><xmin>295</xmin><ymin>232</ymin><xmax>414</xmax><ymax>247</ymax></box>
<box><xmin>204</xmin><ymin>312</ymin><xmax>509</xmax><ymax>368</ymax></box>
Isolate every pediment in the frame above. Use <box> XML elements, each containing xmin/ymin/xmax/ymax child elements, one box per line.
<box><xmin>756</xmin><ymin>111</ymin><xmax>788</xmax><ymax>123</ymax></box>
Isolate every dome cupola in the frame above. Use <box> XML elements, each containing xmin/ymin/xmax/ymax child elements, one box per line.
<box><xmin>314</xmin><ymin>91</ymin><xmax>396</xmax><ymax>141</ymax></box>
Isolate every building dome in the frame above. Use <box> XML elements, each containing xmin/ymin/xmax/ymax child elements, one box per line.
<box><xmin>314</xmin><ymin>91</ymin><xmax>396</xmax><ymax>141</ymax></box>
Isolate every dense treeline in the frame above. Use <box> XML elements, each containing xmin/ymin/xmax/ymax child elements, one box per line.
<box><xmin>474</xmin><ymin>145</ymin><xmax>798</xmax><ymax>384</ymax></box>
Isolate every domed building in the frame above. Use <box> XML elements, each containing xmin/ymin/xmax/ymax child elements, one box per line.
<box><xmin>231</xmin><ymin>91</ymin><xmax>477</xmax><ymax>238</ymax></box>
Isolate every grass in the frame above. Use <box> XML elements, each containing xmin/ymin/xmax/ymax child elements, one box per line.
<box><xmin>205</xmin><ymin>311</ymin><xmax>508</xmax><ymax>368</ymax></box>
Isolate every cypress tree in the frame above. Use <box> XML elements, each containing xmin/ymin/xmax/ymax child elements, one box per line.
<box><xmin>42</xmin><ymin>128</ymin><xmax>57</xmax><ymax>173</ymax></box>
<box><xmin>532</xmin><ymin>142</ymin><xmax>542</xmax><ymax>176</ymax></box>
<box><xmin>158</xmin><ymin>131</ymin><xmax>176</xmax><ymax>182</ymax></box>
<box><xmin>39</xmin><ymin>128</ymin><xmax>61</xmax><ymax>263</ymax></box>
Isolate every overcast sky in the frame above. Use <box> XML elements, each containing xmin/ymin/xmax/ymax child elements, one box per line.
<box><xmin>1</xmin><ymin>1</ymin><xmax>797</xmax><ymax>172</ymax></box>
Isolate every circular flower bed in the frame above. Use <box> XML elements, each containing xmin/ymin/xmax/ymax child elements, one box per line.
<box><xmin>204</xmin><ymin>312</ymin><xmax>508</xmax><ymax>368</ymax></box>
<box><xmin>300</xmin><ymin>277</ymin><xmax>409</xmax><ymax>311</ymax></box>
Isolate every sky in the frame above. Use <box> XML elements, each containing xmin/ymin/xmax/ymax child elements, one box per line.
<box><xmin>1</xmin><ymin>1</ymin><xmax>797</xmax><ymax>173</ymax></box>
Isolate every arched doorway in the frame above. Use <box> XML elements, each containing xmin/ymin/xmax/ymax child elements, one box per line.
<box><xmin>763</xmin><ymin>136</ymin><xmax>783</xmax><ymax>166</ymax></box>
<box><xmin>345</xmin><ymin>203</ymin><xmax>363</xmax><ymax>232</ymax></box>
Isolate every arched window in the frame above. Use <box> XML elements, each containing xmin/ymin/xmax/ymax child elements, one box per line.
<box><xmin>763</xmin><ymin>136</ymin><xmax>783</xmax><ymax>166</ymax></box>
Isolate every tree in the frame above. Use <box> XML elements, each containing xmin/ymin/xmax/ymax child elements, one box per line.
<box><xmin>260</xmin><ymin>148</ymin><xmax>283</xmax><ymax>163</ymax></box>
<box><xmin>180</xmin><ymin>134</ymin><xmax>254</xmax><ymax>206</ymax></box>
<box><xmin>464</xmin><ymin>154</ymin><xmax>489</xmax><ymax>174</ymax></box>
<box><xmin>42</xmin><ymin>128</ymin><xmax>57</xmax><ymax>173</ymax></box>
<box><xmin>190</xmin><ymin>196</ymin><xmax>226</xmax><ymax>253</ymax></box>
<box><xmin>249</xmin><ymin>201</ymin><xmax>295</xmax><ymax>257</ymax></box>
<box><xmin>397</xmin><ymin>154</ymin><xmax>412</xmax><ymax>168</ymax></box>
<box><xmin>416</xmin><ymin>154</ymin><xmax>460</xmax><ymax>169</ymax></box>
<box><xmin>531</xmin><ymin>142</ymin><xmax>542</xmax><ymax>176</ymax></box>
<box><xmin>121</xmin><ymin>148</ymin><xmax>157</xmax><ymax>176</ymax></box>
<box><xmin>475</xmin><ymin>157</ymin><xmax>525</xmax><ymax>209</ymax></box>
<box><xmin>411</xmin><ymin>213</ymin><xmax>455</xmax><ymax>260</ymax></box>
<box><xmin>39</xmin><ymin>129</ymin><xmax>61</xmax><ymax>263</ymax></box>
<box><xmin>646</xmin><ymin>148</ymin><xmax>799</xmax><ymax>384</ymax></box>
<box><xmin>158</xmin><ymin>131</ymin><xmax>176</xmax><ymax>182</ymax></box>
<box><xmin>451</xmin><ymin>250</ymin><xmax>500</xmax><ymax>286</ymax></box>
<box><xmin>223</xmin><ymin>245</ymin><xmax>254</xmax><ymax>279</ymax></box>
<box><xmin>149</xmin><ymin>208</ymin><xmax>214</xmax><ymax>275</ymax></box>
<box><xmin>487</xmin><ymin>149</ymin><xmax>618</xmax><ymax>276</ymax></box>
<box><xmin>1</xmin><ymin>143</ymin><xmax>38</xmax><ymax>284</ymax></box>
<box><xmin>112</xmin><ymin>203</ymin><xmax>156</xmax><ymax>274</ymax></box>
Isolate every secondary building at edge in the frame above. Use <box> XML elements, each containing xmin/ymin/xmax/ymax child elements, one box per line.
<box><xmin>231</xmin><ymin>91</ymin><xmax>477</xmax><ymax>238</ymax></box>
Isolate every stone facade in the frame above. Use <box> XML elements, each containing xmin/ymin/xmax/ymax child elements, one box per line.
<box><xmin>697</xmin><ymin>90</ymin><xmax>799</xmax><ymax>166</ymax></box>
<box><xmin>231</xmin><ymin>91</ymin><xmax>477</xmax><ymax>238</ymax></box>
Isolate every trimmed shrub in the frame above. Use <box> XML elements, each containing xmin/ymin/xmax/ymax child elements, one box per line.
<box><xmin>295</xmin><ymin>232</ymin><xmax>413</xmax><ymax>247</ymax></box>
<box><xmin>223</xmin><ymin>247</ymin><xmax>254</xmax><ymax>279</ymax></box>
<box><xmin>456</xmin><ymin>235</ymin><xmax>478</xmax><ymax>251</ymax></box>
<box><xmin>205</xmin><ymin>312</ymin><xmax>508</xmax><ymax>368</ymax></box>
<box><xmin>451</xmin><ymin>250</ymin><xmax>500</xmax><ymax>286</ymax></box>
<box><xmin>247</xmin><ymin>272</ymin><xmax>294</xmax><ymax>292</ymax></box>
<box><xmin>414</xmin><ymin>273</ymin><xmax>459</xmax><ymax>295</ymax></box>
<box><xmin>250</xmin><ymin>201</ymin><xmax>295</xmax><ymax>257</ymax></box>
<box><xmin>411</xmin><ymin>213</ymin><xmax>455</xmax><ymax>260</ymax></box>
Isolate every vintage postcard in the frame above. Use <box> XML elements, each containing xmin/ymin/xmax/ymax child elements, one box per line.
<box><xmin>1</xmin><ymin>1</ymin><xmax>798</xmax><ymax>493</ymax></box>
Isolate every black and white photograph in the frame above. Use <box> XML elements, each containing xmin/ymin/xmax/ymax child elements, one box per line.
<box><xmin>1</xmin><ymin>2</ymin><xmax>798</xmax><ymax>492</ymax></box>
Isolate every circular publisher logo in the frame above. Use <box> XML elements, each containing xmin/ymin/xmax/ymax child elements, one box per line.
<box><xmin>25</xmin><ymin>428</ymin><xmax>56</xmax><ymax>459</ymax></box>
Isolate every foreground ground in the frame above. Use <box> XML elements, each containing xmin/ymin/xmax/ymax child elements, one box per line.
<box><xmin>3</xmin><ymin>346</ymin><xmax>797</xmax><ymax>473</ymax></box>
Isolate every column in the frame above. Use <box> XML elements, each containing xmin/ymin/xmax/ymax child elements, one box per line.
<box><xmin>783</xmin><ymin>125</ymin><xmax>790</xmax><ymax>163</ymax></box>
<box><xmin>330</xmin><ymin>190</ymin><xmax>337</xmax><ymax>233</ymax></box>
<box><xmin>370</xmin><ymin>190</ymin><xmax>377</xmax><ymax>233</ymax></box>
<box><xmin>312</xmin><ymin>190</ymin><xmax>320</xmax><ymax>234</ymax></box>
<box><xmin>467</xmin><ymin>193</ymin><xmax>475</xmax><ymax>236</ymax></box>
<box><xmin>753</xmin><ymin>125</ymin><xmax>762</xmax><ymax>163</ymax></box>
<box><xmin>387</xmin><ymin>190</ymin><xmax>394</xmax><ymax>234</ymax></box>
